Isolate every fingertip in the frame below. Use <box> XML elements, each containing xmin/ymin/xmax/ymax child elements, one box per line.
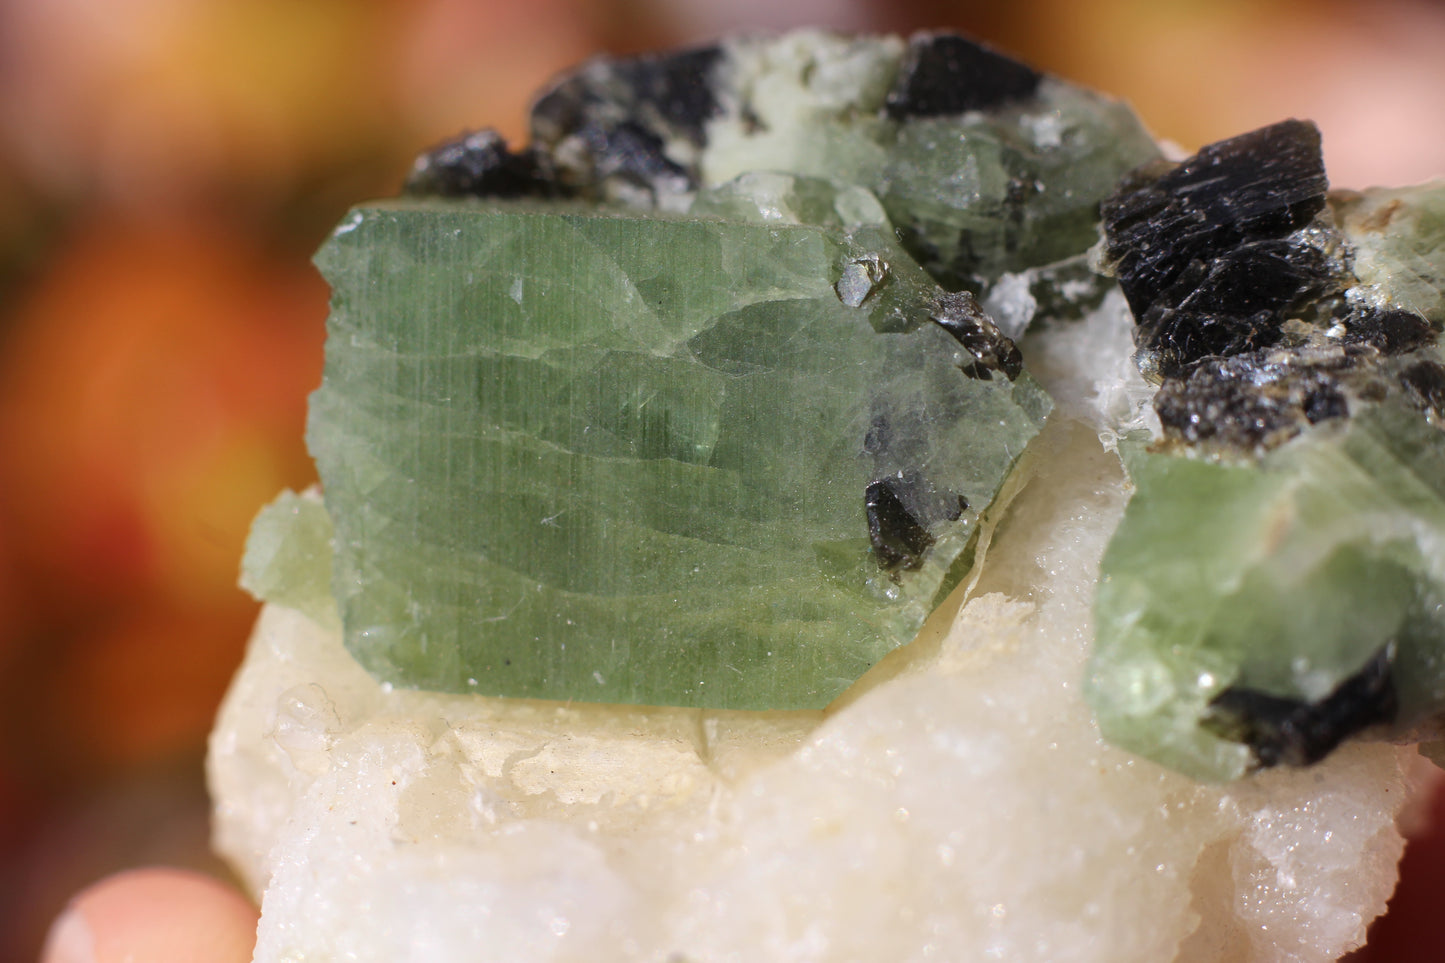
<box><xmin>42</xmin><ymin>867</ymin><xmax>257</xmax><ymax>963</ymax></box>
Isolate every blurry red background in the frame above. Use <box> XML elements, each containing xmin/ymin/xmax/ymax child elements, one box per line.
<box><xmin>0</xmin><ymin>0</ymin><xmax>1442</xmax><ymax>959</ymax></box>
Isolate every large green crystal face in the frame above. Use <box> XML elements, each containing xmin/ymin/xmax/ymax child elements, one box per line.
<box><xmin>306</xmin><ymin>193</ymin><xmax>1049</xmax><ymax>708</ymax></box>
<box><xmin>276</xmin><ymin>30</ymin><xmax>1164</xmax><ymax>711</ymax></box>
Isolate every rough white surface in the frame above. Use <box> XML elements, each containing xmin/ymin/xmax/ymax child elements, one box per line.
<box><xmin>210</xmin><ymin>298</ymin><xmax>1421</xmax><ymax>962</ymax></box>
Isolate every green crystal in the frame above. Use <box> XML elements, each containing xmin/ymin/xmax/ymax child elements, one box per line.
<box><xmin>1091</xmin><ymin>404</ymin><xmax>1445</xmax><ymax>781</ymax></box>
<box><xmin>241</xmin><ymin>489</ymin><xmax>337</xmax><ymax>631</ymax></box>
<box><xmin>254</xmin><ymin>32</ymin><xmax>1445</xmax><ymax>771</ymax></box>
<box><xmin>278</xmin><ymin>28</ymin><xmax>1164</xmax><ymax>710</ymax></box>
<box><xmin>687</xmin><ymin>35</ymin><xmax>1160</xmax><ymax>288</ymax></box>
<box><xmin>1088</xmin><ymin>127</ymin><xmax>1445</xmax><ymax>780</ymax></box>
<box><xmin>303</xmin><ymin>192</ymin><xmax>1049</xmax><ymax>708</ymax></box>
<box><xmin>1334</xmin><ymin>180</ymin><xmax>1445</xmax><ymax>324</ymax></box>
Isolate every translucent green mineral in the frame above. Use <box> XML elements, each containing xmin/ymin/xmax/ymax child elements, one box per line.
<box><xmin>1089</xmin><ymin>128</ymin><xmax>1445</xmax><ymax>780</ymax></box>
<box><xmin>1092</xmin><ymin>404</ymin><xmax>1445</xmax><ymax>781</ymax></box>
<box><xmin>235</xmin><ymin>30</ymin><xmax>1166</xmax><ymax>712</ymax></box>
<box><xmin>304</xmin><ymin>193</ymin><xmax>1048</xmax><ymax>708</ymax></box>
<box><xmin>242</xmin><ymin>29</ymin><xmax>1445</xmax><ymax>773</ymax></box>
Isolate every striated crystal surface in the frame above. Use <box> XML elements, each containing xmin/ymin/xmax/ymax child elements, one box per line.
<box><xmin>307</xmin><ymin>193</ymin><xmax>1050</xmax><ymax>708</ymax></box>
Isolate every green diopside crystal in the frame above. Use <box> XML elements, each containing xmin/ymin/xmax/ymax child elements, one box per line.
<box><xmin>240</xmin><ymin>29</ymin><xmax>1171</xmax><ymax>712</ymax></box>
<box><xmin>303</xmin><ymin>192</ymin><xmax>1049</xmax><ymax>709</ymax></box>
<box><xmin>1091</xmin><ymin>405</ymin><xmax>1445</xmax><ymax>781</ymax></box>
<box><xmin>1089</xmin><ymin>136</ymin><xmax>1445</xmax><ymax>780</ymax></box>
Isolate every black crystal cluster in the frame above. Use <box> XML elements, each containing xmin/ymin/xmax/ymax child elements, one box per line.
<box><xmin>404</xmin><ymin>33</ymin><xmax>1042</xmax><ymax>207</ymax></box>
<box><xmin>1103</xmin><ymin>119</ymin><xmax>1334</xmax><ymax>381</ymax></box>
<box><xmin>1102</xmin><ymin>119</ymin><xmax>1444</xmax><ymax>455</ymax></box>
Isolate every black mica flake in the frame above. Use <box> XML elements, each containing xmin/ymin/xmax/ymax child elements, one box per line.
<box><xmin>532</xmin><ymin>45</ymin><xmax>724</xmax><ymax>147</ymax></box>
<box><xmin>604</xmin><ymin>46</ymin><xmax>725</xmax><ymax>147</ymax></box>
<box><xmin>1341</xmin><ymin>308</ymin><xmax>1438</xmax><ymax>355</ymax></box>
<box><xmin>1134</xmin><ymin>308</ymin><xmax>1283</xmax><ymax>381</ymax></box>
<box><xmin>884</xmin><ymin>33</ymin><xmax>1041</xmax><ymax>120</ymax></box>
<box><xmin>1205</xmin><ymin>644</ymin><xmax>1398</xmax><ymax>768</ymax></box>
<box><xmin>865</xmin><ymin>477</ymin><xmax>936</xmax><ymax>572</ymax></box>
<box><xmin>404</xmin><ymin>129</ymin><xmax>558</xmax><ymax>200</ymax></box>
<box><xmin>1399</xmin><ymin>360</ymin><xmax>1445</xmax><ymax>419</ymax></box>
<box><xmin>577</xmin><ymin>120</ymin><xmax>695</xmax><ymax>194</ymax></box>
<box><xmin>930</xmin><ymin>291</ymin><xmax>1023</xmax><ymax>381</ymax></box>
<box><xmin>1153</xmin><ymin>349</ymin><xmax>1356</xmax><ymax>451</ymax></box>
<box><xmin>1103</xmin><ymin>119</ymin><xmax>1330</xmax><ymax>317</ymax></box>
<box><xmin>1102</xmin><ymin>120</ymin><xmax>1344</xmax><ymax>377</ymax></box>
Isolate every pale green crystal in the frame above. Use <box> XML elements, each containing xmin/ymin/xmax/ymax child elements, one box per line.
<box><xmin>303</xmin><ymin>192</ymin><xmax>1049</xmax><ymax>709</ymax></box>
<box><xmin>1335</xmin><ymin>180</ymin><xmax>1445</xmax><ymax>324</ymax></box>
<box><xmin>676</xmin><ymin>34</ymin><xmax>1160</xmax><ymax>289</ymax></box>
<box><xmin>1091</xmin><ymin>404</ymin><xmax>1445</xmax><ymax>781</ymax></box>
<box><xmin>254</xmin><ymin>27</ymin><xmax>1169</xmax><ymax>712</ymax></box>
<box><xmin>241</xmin><ymin>489</ymin><xmax>337</xmax><ymax>630</ymax></box>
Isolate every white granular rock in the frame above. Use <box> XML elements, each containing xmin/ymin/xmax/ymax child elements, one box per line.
<box><xmin>209</xmin><ymin>299</ymin><xmax>1423</xmax><ymax>962</ymax></box>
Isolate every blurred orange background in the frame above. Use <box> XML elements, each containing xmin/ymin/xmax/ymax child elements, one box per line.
<box><xmin>0</xmin><ymin>0</ymin><xmax>1442</xmax><ymax>959</ymax></box>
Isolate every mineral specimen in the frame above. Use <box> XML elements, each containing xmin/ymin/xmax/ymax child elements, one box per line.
<box><xmin>304</xmin><ymin>29</ymin><xmax>1160</xmax><ymax>709</ymax></box>
<box><xmin>409</xmin><ymin>31</ymin><xmax>1160</xmax><ymax>289</ymax></box>
<box><xmin>214</xmin><ymin>307</ymin><xmax>1420</xmax><ymax>963</ymax></box>
<box><xmin>211</xmin><ymin>27</ymin><xmax>1443</xmax><ymax>963</ymax></box>
<box><xmin>1089</xmin><ymin>120</ymin><xmax>1445</xmax><ymax>780</ymax></box>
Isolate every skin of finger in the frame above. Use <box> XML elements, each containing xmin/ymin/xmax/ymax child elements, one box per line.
<box><xmin>41</xmin><ymin>867</ymin><xmax>258</xmax><ymax>963</ymax></box>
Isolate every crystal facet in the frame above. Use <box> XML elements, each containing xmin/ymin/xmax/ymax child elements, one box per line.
<box><xmin>305</xmin><ymin>194</ymin><xmax>1049</xmax><ymax>708</ymax></box>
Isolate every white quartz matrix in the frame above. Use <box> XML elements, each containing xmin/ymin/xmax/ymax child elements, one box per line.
<box><xmin>209</xmin><ymin>296</ymin><xmax>1422</xmax><ymax>962</ymax></box>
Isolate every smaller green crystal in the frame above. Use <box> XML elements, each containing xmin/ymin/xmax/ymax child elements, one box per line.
<box><xmin>1091</xmin><ymin>405</ymin><xmax>1445</xmax><ymax>781</ymax></box>
<box><xmin>241</xmin><ymin>490</ymin><xmax>337</xmax><ymax>631</ymax></box>
<box><xmin>1088</xmin><ymin>127</ymin><xmax>1445</xmax><ymax>779</ymax></box>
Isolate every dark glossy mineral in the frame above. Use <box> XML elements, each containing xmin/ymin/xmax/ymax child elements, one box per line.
<box><xmin>1101</xmin><ymin>120</ymin><xmax>1340</xmax><ymax>380</ymax></box>
<box><xmin>1204</xmin><ymin>643</ymin><xmax>1398</xmax><ymax>768</ymax></box>
<box><xmin>404</xmin><ymin>129</ymin><xmax>556</xmax><ymax>199</ymax></box>
<box><xmin>1101</xmin><ymin>119</ymin><xmax>1442</xmax><ymax>457</ymax></box>
<box><xmin>883</xmin><ymin>33</ymin><xmax>1041</xmax><ymax>119</ymax></box>
<box><xmin>930</xmin><ymin>290</ymin><xmax>1024</xmax><ymax>381</ymax></box>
